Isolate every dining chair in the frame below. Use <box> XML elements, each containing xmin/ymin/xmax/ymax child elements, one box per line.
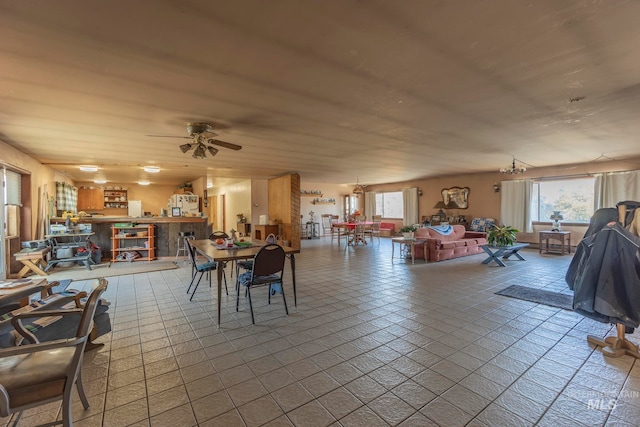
<box><xmin>236</xmin><ymin>243</ymin><xmax>288</xmax><ymax>324</ymax></box>
<box><xmin>209</xmin><ymin>230</ymin><xmax>236</xmax><ymax>277</ymax></box>
<box><xmin>366</xmin><ymin>215</ymin><xmax>382</xmax><ymax>243</ymax></box>
<box><xmin>186</xmin><ymin>240</ymin><xmax>227</xmax><ymax>301</ymax></box>
<box><xmin>352</xmin><ymin>222</ymin><xmax>368</xmax><ymax>245</ymax></box>
<box><xmin>209</xmin><ymin>231</ymin><xmax>229</xmax><ymax>240</ymax></box>
<box><xmin>0</xmin><ymin>279</ymin><xmax>108</xmax><ymax>427</ymax></box>
<box><xmin>321</xmin><ymin>214</ymin><xmax>332</xmax><ymax>236</ymax></box>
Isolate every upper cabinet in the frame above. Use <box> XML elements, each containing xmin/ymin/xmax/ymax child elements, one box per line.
<box><xmin>77</xmin><ymin>188</ymin><xmax>105</xmax><ymax>211</ymax></box>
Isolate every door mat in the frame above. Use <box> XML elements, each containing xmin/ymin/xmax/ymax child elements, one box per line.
<box><xmin>495</xmin><ymin>285</ymin><xmax>573</xmax><ymax>310</ymax></box>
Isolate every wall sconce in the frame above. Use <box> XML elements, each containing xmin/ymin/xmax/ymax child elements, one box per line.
<box><xmin>493</xmin><ymin>183</ymin><xmax>500</xmax><ymax>193</ymax></box>
<box><xmin>417</xmin><ymin>188</ymin><xmax>423</xmax><ymax>196</ymax></box>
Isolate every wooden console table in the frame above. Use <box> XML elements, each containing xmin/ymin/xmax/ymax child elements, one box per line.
<box><xmin>539</xmin><ymin>230</ymin><xmax>571</xmax><ymax>255</ymax></box>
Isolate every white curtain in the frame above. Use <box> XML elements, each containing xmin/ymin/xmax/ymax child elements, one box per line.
<box><xmin>402</xmin><ymin>187</ymin><xmax>419</xmax><ymax>226</ymax></box>
<box><xmin>594</xmin><ymin>170</ymin><xmax>640</xmax><ymax>209</ymax></box>
<box><xmin>500</xmin><ymin>179</ymin><xmax>533</xmax><ymax>232</ymax></box>
<box><xmin>364</xmin><ymin>191</ymin><xmax>376</xmax><ymax>219</ymax></box>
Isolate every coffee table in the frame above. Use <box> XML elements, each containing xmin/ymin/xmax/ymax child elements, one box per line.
<box><xmin>480</xmin><ymin>243</ymin><xmax>530</xmax><ymax>267</ymax></box>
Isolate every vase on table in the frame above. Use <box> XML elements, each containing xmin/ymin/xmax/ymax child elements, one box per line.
<box><xmin>403</xmin><ymin>232</ymin><xmax>414</xmax><ymax>239</ymax></box>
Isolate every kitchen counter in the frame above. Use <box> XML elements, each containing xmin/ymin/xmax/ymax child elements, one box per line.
<box><xmin>50</xmin><ymin>216</ymin><xmax>210</xmax><ymax>259</ymax></box>
<box><xmin>51</xmin><ymin>216</ymin><xmax>207</xmax><ymax>224</ymax></box>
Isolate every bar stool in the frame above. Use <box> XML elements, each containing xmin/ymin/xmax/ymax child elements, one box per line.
<box><xmin>175</xmin><ymin>231</ymin><xmax>195</xmax><ymax>264</ymax></box>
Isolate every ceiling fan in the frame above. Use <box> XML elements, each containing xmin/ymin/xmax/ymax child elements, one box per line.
<box><xmin>146</xmin><ymin>122</ymin><xmax>242</xmax><ymax>159</ymax></box>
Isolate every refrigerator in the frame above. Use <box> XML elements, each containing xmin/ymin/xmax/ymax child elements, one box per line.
<box><xmin>168</xmin><ymin>194</ymin><xmax>199</xmax><ymax>216</ymax></box>
<box><xmin>128</xmin><ymin>200</ymin><xmax>143</xmax><ymax>217</ymax></box>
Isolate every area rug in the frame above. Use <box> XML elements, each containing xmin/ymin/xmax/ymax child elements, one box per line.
<box><xmin>495</xmin><ymin>285</ymin><xmax>573</xmax><ymax>310</ymax></box>
<box><xmin>44</xmin><ymin>261</ymin><xmax>178</xmax><ymax>282</ymax></box>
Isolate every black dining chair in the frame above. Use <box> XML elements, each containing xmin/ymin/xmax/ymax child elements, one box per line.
<box><xmin>186</xmin><ymin>240</ymin><xmax>227</xmax><ymax>301</ymax></box>
<box><xmin>236</xmin><ymin>243</ymin><xmax>288</xmax><ymax>324</ymax></box>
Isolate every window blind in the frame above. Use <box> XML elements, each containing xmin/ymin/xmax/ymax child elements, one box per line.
<box><xmin>4</xmin><ymin>169</ymin><xmax>21</xmax><ymax>206</ymax></box>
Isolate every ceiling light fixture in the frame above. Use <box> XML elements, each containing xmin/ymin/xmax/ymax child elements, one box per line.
<box><xmin>94</xmin><ymin>179</ymin><xmax>107</xmax><ymax>184</ymax></box>
<box><xmin>352</xmin><ymin>177</ymin><xmax>366</xmax><ymax>195</ymax></box>
<box><xmin>179</xmin><ymin>143</ymin><xmax>192</xmax><ymax>153</ymax></box>
<box><xmin>500</xmin><ymin>156</ymin><xmax>527</xmax><ymax>175</ymax></box>
<box><xmin>143</xmin><ymin>166</ymin><xmax>160</xmax><ymax>173</ymax></box>
<box><xmin>192</xmin><ymin>143</ymin><xmax>206</xmax><ymax>159</ymax></box>
<box><xmin>138</xmin><ymin>180</ymin><xmax>150</xmax><ymax>186</ymax></box>
<box><xmin>79</xmin><ymin>165</ymin><xmax>98</xmax><ymax>172</ymax></box>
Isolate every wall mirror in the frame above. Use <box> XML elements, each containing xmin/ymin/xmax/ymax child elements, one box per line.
<box><xmin>441</xmin><ymin>187</ymin><xmax>470</xmax><ymax>209</ymax></box>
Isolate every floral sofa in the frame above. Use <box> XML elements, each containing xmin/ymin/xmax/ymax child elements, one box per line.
<box><xmin>413</xmin><ymin>224</ymin><xmax>488</xmax><ymax>262</ymax></box>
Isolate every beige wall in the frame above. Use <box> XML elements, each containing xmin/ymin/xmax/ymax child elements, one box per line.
<box><xmin>1</xmin><ymin>140</ymin><xmax>73</xmax><ymax>240</ymax></box>
<box><xmin>299</xmin><ymin>182</ymin><xmax>351</xmax><ymax>223</ymax></box>
<box><xmin>208</xmin><ymin>179</ymin><xmax>253</xmax><ymax>233</ymax></box>
<box><xmin>367</xmin><ymin>156</ymin><xmax>640</xmax><ymax>245</ymax></box>
<box><xmin>250</xmin><ymin>179</ymin><xmax>269</xmax><ymax>227</ymax></box>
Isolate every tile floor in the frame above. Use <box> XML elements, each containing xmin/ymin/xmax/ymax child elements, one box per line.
<box><xmin>3</xmin><ymin>237</ymin><xmax>640</xmax><ymax>426</ymax></box>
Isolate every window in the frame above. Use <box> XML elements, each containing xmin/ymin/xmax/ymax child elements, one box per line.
<box><xmin>375</xmin><ymin>191</ymin><xmax>403</xmax><ymax>219</ymax></box>
<box><xmin>531</xmin><ymin>177</ymin><xmax>595</xmax><ymax>223</ymax></box>
<box><xmin>3</xmin><ymin>168</ymin><xmax>22</xmax><ymax>237</ymax></box>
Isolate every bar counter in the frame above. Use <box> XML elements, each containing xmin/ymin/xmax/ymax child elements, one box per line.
<box><xmin>50</xmin><ymin>216</ymin><xmax>210</xmax><ymax>259</ymax></box>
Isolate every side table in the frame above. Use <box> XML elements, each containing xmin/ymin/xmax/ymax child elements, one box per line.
<box><xmin>305</xmin><ymin>222</ymin><xmax>320</xmax><ymax>239</ymax></box>
<box><xmin>539</xmin><ymin>231</ymin><xmax>571</xmax><ymax>255</ymax></box>
<box><xmin>391</xmin><ymin>238</ymin><xmax>426</xmax><ymax>264</ymax></box>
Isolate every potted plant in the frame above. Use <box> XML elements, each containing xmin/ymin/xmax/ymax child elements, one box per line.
<box><xmin>487</xmin><ymin>224</ymin><xmax>520</xmax><ymax>247</ymax></box>
<box><xmin>400</xmin><ymin>225</ymin><xmax>417</xmax><ymax>239</ymax></box>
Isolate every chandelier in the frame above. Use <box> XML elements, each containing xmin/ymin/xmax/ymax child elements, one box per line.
<box><xmin>352</xmin><ymin>177</ymin><xmax>366</xmax><ymax>195</ymax></box>
<box><xmin>500</xmin><ymin>156</ymin><xmax>527</xmax><ymax>175</ymax></box>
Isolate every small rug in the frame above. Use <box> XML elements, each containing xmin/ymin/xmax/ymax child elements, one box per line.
<box><xmin>495</xmin><ymin>285</ymin><xmax>573</xmax><ymax>310</ymax></box>
<box><xmin>44</xmin><ymin>261</ymin><xmax>178</xmax><ymax>282</ymax></box>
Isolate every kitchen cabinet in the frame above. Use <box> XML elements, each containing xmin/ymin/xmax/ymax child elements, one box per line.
<box><xmin>104</xmin><ymin>189</ymin><xmax>128</xmax><ymax>209</ymax></box>
<box><xmin>77</xmin><ymin>188</ymin><xmax>105</xmax><ymax>211</ymax></box>
<box><xmin>111</xmin><ymin>224</ymin><xmax>155</xmax><ymax>262</ymax></box>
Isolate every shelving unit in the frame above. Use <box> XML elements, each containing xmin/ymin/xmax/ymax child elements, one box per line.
<box><xmin>301</xmin><ymin>190</ymin><xmax>322</xmax><ymax>197</ymax></box>
<box><xmin>104</xmin><ymin>189</ymin><xmax>128</xmax><ymax>209</ymax></box>
<box><xmin>312</xmin><ymin>197</ymin><xmax>336</xmax><ymax>204</ymax></box>
<box><xmin>111</xmin><ymin>224</ymin><xmax>155</xmax><ymax>262</ymax></box>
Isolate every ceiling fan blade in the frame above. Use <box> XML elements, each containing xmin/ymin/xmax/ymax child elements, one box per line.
<box><xmin>146</xmin><ymin>134</ymin><xmax>191</xmax><ymax>139</ymax></box>
<box><xmin>208</xmin><ymin>139</ymin><xmax>242</xmax><ymax>151</ymax></box>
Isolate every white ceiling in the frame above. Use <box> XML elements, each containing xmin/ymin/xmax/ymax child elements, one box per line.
<box><xmin>2</xmin><ymin>1</ymin><xmax>640</xmax><ymax>188</ymax></box>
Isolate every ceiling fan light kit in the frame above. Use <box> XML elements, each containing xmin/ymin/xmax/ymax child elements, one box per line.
<box><xmin>147</xmin><ymin>122</ymin><xmax>242</xmax><ymax>159</ymax></box>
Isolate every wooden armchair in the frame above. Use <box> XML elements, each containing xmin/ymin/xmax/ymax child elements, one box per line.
<box><xmin>0</xmin><ymin>279</ymin><xmax>108</xmax><ymax>427</ymax></box>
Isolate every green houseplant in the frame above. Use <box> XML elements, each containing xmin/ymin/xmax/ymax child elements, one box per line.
<box><xmin>400</xmin><ymin>225</ymin><xmax>417</xmax><ymax>238</ymax></box>
<box><xmin>487</xmin><ymin>224</ymin><xmax>520</xmax><ymax>247</ymax></box>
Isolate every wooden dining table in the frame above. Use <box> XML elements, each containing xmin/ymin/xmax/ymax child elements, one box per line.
<box><xmin>189</xmin><ymin>239</ymin><xmax>300</xmax><ymax>325</ymax></box>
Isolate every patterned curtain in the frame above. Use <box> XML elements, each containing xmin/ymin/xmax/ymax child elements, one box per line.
<box><xmin>56</xmin><ymin>182</ymin><xmax>78</xmax><ymax>212</ymax></box>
